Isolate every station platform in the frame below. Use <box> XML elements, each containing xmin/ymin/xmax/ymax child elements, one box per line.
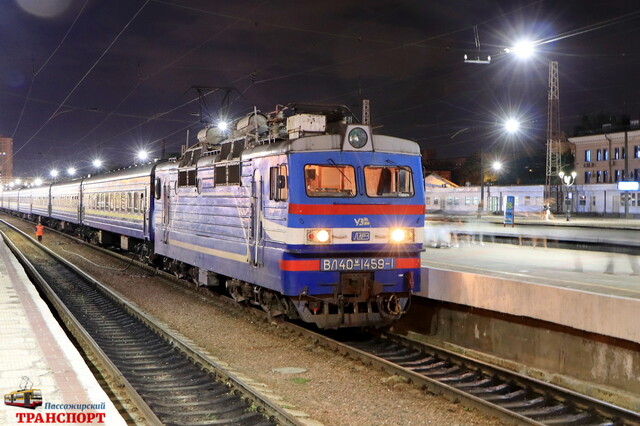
<box><xmin>425</xmin><ymin>215</ymin><xmax>640</xmax><ymax>247</ymax></box>
<box><xmin>418</xmin><ymin>242</ymin><xmax>640</xmax><ymax>343</ymax></box>
<box><xmin>0</xmin><ymin>237</ymin><xmax>126</xmax><ymax>425</ymax></box>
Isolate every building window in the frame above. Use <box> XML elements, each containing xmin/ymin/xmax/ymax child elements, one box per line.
<box><xmin>622</xmin><ymin>147</ymin><xmax>626</xmax><ymax>159</ymax></box>
<box><xmin>615</xmin><ymin>147</ymin><xmax>620</xmax><ymax>160</ymax></box>
<box><xmin>635</xmin><ymin>145</ymin><xmax>640</xmax><ymax>159</ymax></box>
<box><xmin>596</xmin><ymin>149</ymin><xmax>602</xmax><ymax>161</ymax></box>
<box><xmin>604</xmin><ymin>148</ymin><xmax>609</xmax><ymax>160</ymax></box>
<box><xmin>473</xmin><ymin>196</ymin><xmax>478</xmax><ymax>205</ymax></box>
<box><xmin>596</xmin><ymin>171</ymin><xmax>602</xmax><ymax>183</ymax></box>
<box><xmin>615</xmin><ymin>170</ymin><xmax>621</xmax><ymax>182</ymax></box>
<box><xmin>635</xmin><ymin>169</ymin><xmax>640</xmax><ymax>182</ymax></box>
<box><xmin>465</xmin><ymin>196</ymin><xmax>470</xmax><ymax>205</ymax></box>
<box><xmin>426</xmin><ymin>197</ymin><xmax>431</xmax><ymax>205</ymax></box>
<box><xmin>584</xmin><ymin>150</ymin><xmax>591</xmax><ymax>162</ymax></box>
<box><xmin>453</xmin><ymin>197</ymin><xmax>460</xmax><ymax>205</ymax></box>
<box><xmin>584</xmin><ymin>171</ymin><xmax>591</xmax><ymax>184</ymax></box>
<box><xmin>433</xmin><ymin>197</ymin><xmax>439</xmax><ymax>205</ymax></box>
<box><xmin>603</xmin><ymin>170</ymin><xmax>609</xmax><ymax>183</ymax></box>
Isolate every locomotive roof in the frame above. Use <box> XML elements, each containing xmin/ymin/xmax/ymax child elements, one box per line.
<box><xmin>238</xmin><ymin>133</ymin><xmax>420</xmax><ymax>162</ymax></box>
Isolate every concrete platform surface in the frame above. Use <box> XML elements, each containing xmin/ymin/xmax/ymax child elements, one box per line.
<box><xmin>419</xmin><ymin>243</ymin><xmax>640</xmax><ymax>343</ymax></box>
<box><xmin>0</xmin><ymin>237</ymin><xmax>126</xmax><ymax>425</ymax></box>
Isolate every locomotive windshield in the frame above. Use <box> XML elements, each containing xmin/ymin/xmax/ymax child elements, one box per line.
<box><xmin>364</xmin><ymin>165</ymin><xmax>414</xmax><ymax>197</ymax></box>
<box><xmin>305</xmin><ymin>164</ymin><xmax>356</xmax><ymax>197</ymax></box>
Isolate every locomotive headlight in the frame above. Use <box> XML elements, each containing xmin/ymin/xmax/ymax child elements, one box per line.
<box><xmin>390</xmin><ymin>228</ymin><xmax>414</xmax><ymax>243</ymax></box>
<box><xmin>306</xmin><ymin>229</ymin><xmax>332</xmax><ymax>244</ymax></box>
<box><xmin>348</xmin><ymin>127</ymin><xmax>368</xmax><ymax>148</ymax></box>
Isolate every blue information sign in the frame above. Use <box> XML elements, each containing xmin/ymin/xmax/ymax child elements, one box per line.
<box><xmin>504</xmin><ymin>195</ymin><xmax>515</xmax><ymax>226</ymax></box>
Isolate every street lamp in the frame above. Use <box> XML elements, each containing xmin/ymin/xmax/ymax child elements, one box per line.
<box><xmin>558</xmin><ymin>171</ymin><xmax>576</xmax><ymax>221</ymax></box>
<box><xmin>137</xmin><ymin>150</ymin><xmax>149</xmax><ymax>162</ymax></box>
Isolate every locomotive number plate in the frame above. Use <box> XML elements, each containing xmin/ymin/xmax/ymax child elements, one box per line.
<box><xmin>321</xmin><ymin>258</ymin><xmax>394</xmax><ymax>272</ymax></box>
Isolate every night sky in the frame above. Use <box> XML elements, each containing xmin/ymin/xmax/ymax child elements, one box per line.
<box><xmin>1</xmin><ymin>0</ymin><xmax>639</xmax><ymax>179</ymax></box>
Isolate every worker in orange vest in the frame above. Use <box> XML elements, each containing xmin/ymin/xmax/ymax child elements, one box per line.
<box><xmin>35</xmin><ymin>222</ymin><xmax>45</xmax><ymax>242</ymax></box>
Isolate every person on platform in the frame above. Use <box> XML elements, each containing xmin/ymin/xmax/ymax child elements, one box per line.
<box><xmin>35</xmin><ymin>222</ymin><xmax>45</xmax><ymax>242</ymax></box>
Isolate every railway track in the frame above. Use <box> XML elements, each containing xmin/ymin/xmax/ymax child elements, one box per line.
<box><xmin>0</xmin><ymin>220</ymin><xmax>299</xmax><ymax>426</ymax></box>
<box><xmin>305</xmin><ymin>329</ymin><xmax>640</xmax><ymax>426</ymax></box>
<box><xmin>4</xmin><ymin>215</ymin><xmax>639</xmax><ymax>425</ymax></box>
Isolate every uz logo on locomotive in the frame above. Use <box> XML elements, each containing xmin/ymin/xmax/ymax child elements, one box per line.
<box><xmin>354</xmin><ymin>217</ymin><xmax>370</xmax><ymax>226</ymax></box>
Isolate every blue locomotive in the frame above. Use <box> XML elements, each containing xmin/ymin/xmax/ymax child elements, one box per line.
<box><xmin>1</xmin><ymin>104</ymin><xmax>425</xmax><ymax>328</ymax></box>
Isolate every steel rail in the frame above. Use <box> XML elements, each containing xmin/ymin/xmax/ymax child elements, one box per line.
<box><xmin>0</xmin><ymin>220</ymin><xmax>301</xmax><ymax>426</ymax></box>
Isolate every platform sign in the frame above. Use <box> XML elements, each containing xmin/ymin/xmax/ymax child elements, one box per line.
<box><xmin>617</xmin><ymin>181</ymin><xmax>640</xmax><ymax>191</ymax></box>
<box><xmin>504</xmin><ymin>195</ymin><xmax>515</xmax><ymax>226</ymax></box>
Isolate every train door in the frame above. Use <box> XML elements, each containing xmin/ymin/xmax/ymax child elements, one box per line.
<box><xmin>251</xmin><ymin>169</ymin><xmax>264</xmax><ymax>266</ymax></box>
<box><xmin>161</xmin><ymin>179</ymin><xmax>170</xmax><ymax>243</ymax></box>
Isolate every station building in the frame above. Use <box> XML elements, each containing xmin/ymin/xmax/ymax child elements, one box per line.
<box><xmin>568</xmin><ymin>126</ymin><xmax>640</xmax><ymax>185</ymax></box>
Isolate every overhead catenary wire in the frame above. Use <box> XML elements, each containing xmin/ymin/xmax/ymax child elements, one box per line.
<box><xmin>13</xmin><ymin>0</ymin><xmax>151</xmax><ymax>158</ymax></box>
<box><xmin>10</xmin><ymin>0</ymin><xmax>91</xmax><ymax>139</ymax></box>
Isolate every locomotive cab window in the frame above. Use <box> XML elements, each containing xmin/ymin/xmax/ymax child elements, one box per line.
<box><xmin>305</xmin><ymin>164</ymin><xmax>356</xmax><ymax>197</ymax></box>
<box><xmin>364</xmin><ymin>165</ymin><xmax>414</xmax><ymax>197</ymax></box>
<box><xmin>270</xmin><ymin>165</ymin><xmax>288</xmax><ymax>201</ymax></box>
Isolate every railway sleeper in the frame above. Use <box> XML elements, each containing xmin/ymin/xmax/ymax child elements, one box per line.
<box><xmin>518</xmin><ymin>404</ymin><xmax>570</xmax><ymax>419</ymax></box>
<box><xmin>142</xmin><ymin>388</ymin><xmax>231</xmax><ymax>404</ymax></box>
<box><xmin>467</xmin><ymin>382</ymin><xmax>513</xmax><ymax>395</ymax></box>
<box><xmin>437</xmin><ymin>371</ymin><xmax>477</xmax><ymax>384</ymax></box>
<box><xmin>500</xmin><ymin>395</ymin><xmax>546</xmax><ymax>410</ymax></box>
<box><xmin>483</xmin><ymin>388</ymin><xmax>527</xmax><ymax>402</ymax></box>
<box><xmin>543</xmin><ymin>411</ymin><xmax>594</xmax><ymax>425</ymax></box>
<box><xmin>158</xmin><ymin>410</ymin><xmax>267</xmax><ymax>426</ymax></box>
<box><xmin>148</xmin><ymin>395</ymin><xmax>241</xmax><ymax>410</ymax></box>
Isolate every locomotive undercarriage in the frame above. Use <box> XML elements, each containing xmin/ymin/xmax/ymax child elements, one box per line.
<box><xmin>226</xmin><ymin>278</ymin><xmax>299</xmax><ymax>320</ymax></box>
<box><xmin>292</xmin><ymin>272</ymin><xmax>410</xmax><ymax>328</ymax></box>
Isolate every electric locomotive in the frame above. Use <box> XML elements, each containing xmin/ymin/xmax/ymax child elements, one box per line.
<box><xmin>153</xmin><ymin>104</ymin><xmax>425</xmax><ymax>328</ymax></box>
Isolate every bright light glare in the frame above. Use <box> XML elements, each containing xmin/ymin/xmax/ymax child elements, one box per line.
<box><xmin>316</xmin><ymin>229</ymin><xmax>330</xmax><ymax>243</ymax></box>
<box><xmin>50</xmin><ymin>169</ymin><xmax>59</xmax><ymax>178</ymax></box>
<box><xmin>391</xmin><ymin>229</ymin><xmax>407</xmax><ymax>243</ymax></box>
<box><xmin>34</xmin><ymin>178</ymin><xmax>43</xmax><ymax>186</ymax></box>
<box><xmin>67</xmin><ymin>167</ymin><xmax>76</xmax><ymax>176</ymax></box>
<box><xmin>504</xmin><ymin>118</ymin><xmax>520</xmax><ymax>133</ymax></box>
<box><xmin>137</xmin><ymin>150</ymin><xmax>149</xmax><ymax>161</ymax></box>
<box><xmin>510</xmin><ymin>40</ymin><xmax>534</xmax><ymax>59</ymax></box>
<box><xmin>217</xmin><ymin>121</ymin><xmax>229</xmax><ymax>131</ymax></box>
<box><xmin>492</xmin><ymin>161</ymin><xmax>503</xmax><ymax>171</ymax></box>
<box><xmin>92</xmin><ymin>159</ymin><xmax>103</xmax><ymax>168</ymax></box>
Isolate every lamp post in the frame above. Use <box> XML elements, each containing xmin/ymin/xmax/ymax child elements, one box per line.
<box><xmin>558</xmin><ymin>171</ymin><xmax>576</xmax><ymax>221</ymax></box>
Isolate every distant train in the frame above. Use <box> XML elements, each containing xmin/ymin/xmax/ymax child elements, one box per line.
<box><xmin>1</xmin><ymin>104</ymin><xmax>425</xmax><ymax>328</ymax></box>
<box><xmin>4</xmin><ymin>389</ymin><xmax>42</xmax><ymax>409</ymax></box>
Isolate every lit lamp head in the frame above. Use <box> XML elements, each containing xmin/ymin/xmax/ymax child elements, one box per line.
<box><xmin>137</xmin><ymin>150</ymin><xmax>149</xmax><ymax>161</ymax></box>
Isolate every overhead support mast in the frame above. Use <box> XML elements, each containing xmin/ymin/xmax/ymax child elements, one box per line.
<box><xmin>545</xmin><ymin>61</ymin><xmax>562</xmax><ymax>207</ymax></box>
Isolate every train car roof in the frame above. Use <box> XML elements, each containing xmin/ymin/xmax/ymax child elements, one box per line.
<box><xmin>81</xmin><ymin>161</ymin><xmax>163</xmax><ymax>185</ymax></box>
